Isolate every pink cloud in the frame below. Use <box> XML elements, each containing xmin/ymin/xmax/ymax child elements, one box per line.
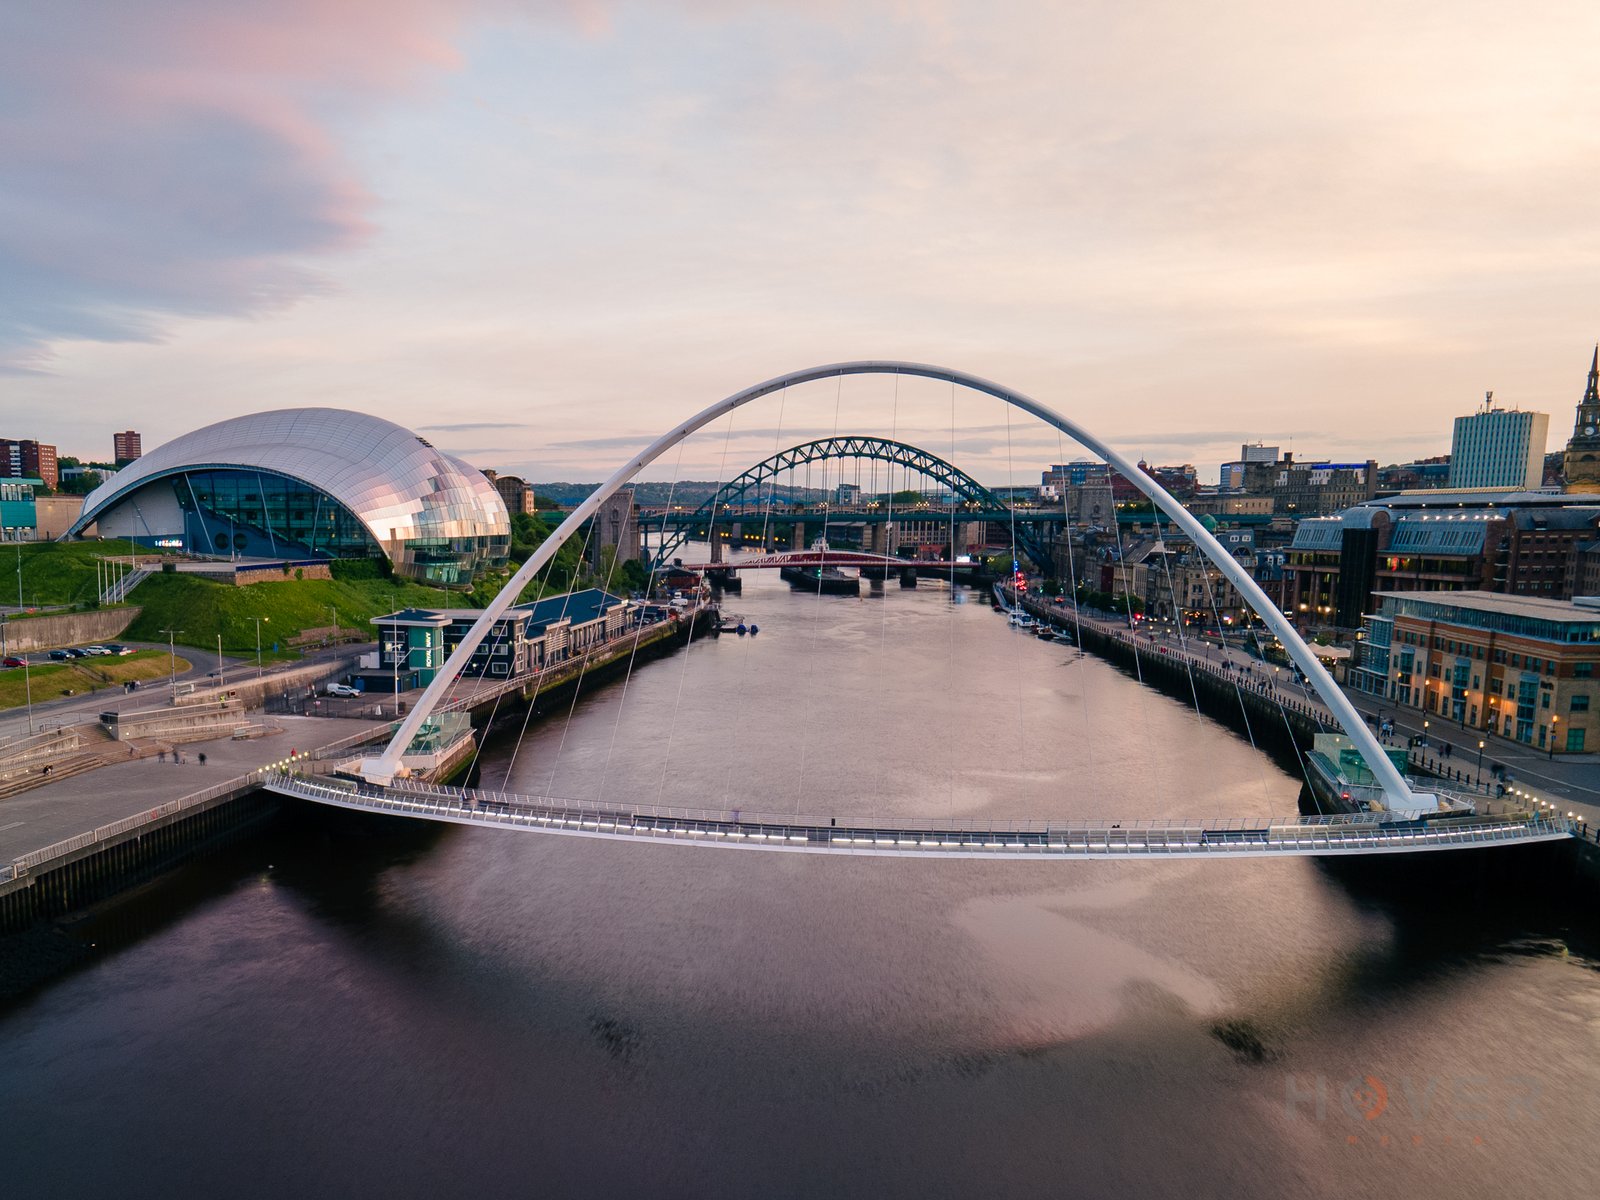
<box><xmin>0</xmin><ymin>0</ymin><xmax>488</xmax><ymax>368</ymax></box>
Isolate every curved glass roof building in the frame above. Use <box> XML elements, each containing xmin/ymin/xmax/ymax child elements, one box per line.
<box><xmin>69</xmin><ymin>409</ymin><xmax>509</xmax><ymax>585</ymax></box>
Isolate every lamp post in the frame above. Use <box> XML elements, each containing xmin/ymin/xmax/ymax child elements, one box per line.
<box><xmin>217</xmin><ymin>632</ymin><xmax>224</xmax><ymax>681</ymax></box>
<box><xmin>1476</xmin><ymin>738</ymin><xmax>1485</xmax><ymax>786</ymax></box>
<box><xmin>326</xmin><ymin>605</ymin><xmax>337</xmax><ymax>648</ymax></box>
<box><xmin>252</xmin><ymin>616</ymin><xmax>268</xmax><ymax>677</ymax></box>
<box><xmin>1549</xmin><ymin>715</ymin><xmax>1558</xmax><ymax>760</ymax></box>
<box><xmin>160</xmin><ymin>627</ymin><xmax>183</xmax><ymax>704</ymax></box>
<box><xmin>21</xmin><ymin>652</ymin><xmax>33</xmax><ymax>734</ymax></box>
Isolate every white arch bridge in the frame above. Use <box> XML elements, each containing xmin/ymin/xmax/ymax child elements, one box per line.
<box><xmin>263</xmin><ymin>361</ymin><xmax>1577</xmax><ymax>857</ymax></box>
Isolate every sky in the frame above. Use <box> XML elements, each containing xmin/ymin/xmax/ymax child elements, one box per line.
<box><xmin>4</xmin><ymin>0</ymin><xmax>1599</xmax><ymax>485</ymax></box>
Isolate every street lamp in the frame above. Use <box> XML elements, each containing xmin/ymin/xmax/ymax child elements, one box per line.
<box><xmin>252</xmin><ymin>616</ymin><xmax>268</xmax><ymax>677</ymax></box>
<box><xmin>160</xmin><ymin>627</ymin><xmax>184</xmax><ymax>703</ymax></box>
<box><xmin>20</xmin><ymin>652</ymin><xmax>33</xmax><ymax>734</ymax></box>
<box><xmin>1476</xmin><ymin>739</ymin><xmax>1485</xmax><ymax>785</ymax></box>
<box><xmin>1549</xmin><ymin>715</ymin><xmax>1558</xmax><ymax>760</ymax></box>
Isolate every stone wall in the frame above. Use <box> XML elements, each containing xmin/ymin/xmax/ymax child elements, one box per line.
<box><xmin>0</xmin><ymin>607</ymin><xmax>139</xmax><ymax>654</ymax></box>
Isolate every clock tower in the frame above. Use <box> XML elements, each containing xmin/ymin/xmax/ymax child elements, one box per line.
<box><xmin>1564</xmin><ymin>345</ymin><xmax>1600</xmax><ymax>492</ymax></box>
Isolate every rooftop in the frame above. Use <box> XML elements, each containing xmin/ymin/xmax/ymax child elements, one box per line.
<box><xmin>1374</xmin><ymin>590</ymin><xmax>1600</xmax><ymax>625</ymax></box>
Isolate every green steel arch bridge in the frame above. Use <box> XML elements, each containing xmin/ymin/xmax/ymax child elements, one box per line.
<box><xmin>642</xmin><ymin>436</ymin><xmax>1059</xmax><ymax>572</ymax></box>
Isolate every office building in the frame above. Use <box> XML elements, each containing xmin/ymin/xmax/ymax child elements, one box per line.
<box><xmin>1353</xmin><ymin>591</ymin><xmax>1599</xmax><ymax>754</ymax></box>
<box><xmin>113</xmin><ymin>430</ymin><xmax>142</xmax><ymax>464</ymax></box>
<box><xmin>0</xmin><ymin>439</ymin><xmax>59</xmax><ymax>490</ymax></box>
<box><xmin>1448</xmin><ymin>400</ymin><xmax>1548</xmax><ymax>490</ymax></box>
<box><xmin>491</xmin><ymin>473</ymin><xmax>536</xmax><ymax>515</ymax></box>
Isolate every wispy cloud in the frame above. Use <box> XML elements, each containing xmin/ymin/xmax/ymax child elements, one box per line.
<box><xmin>418</xmin><ymin>421</ymin><xmax>535</xmax><ymax>433</ymax></box>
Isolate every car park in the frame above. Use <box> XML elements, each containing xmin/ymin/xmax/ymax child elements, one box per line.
<box><xmin>325</xmin><ymin>683</ymin><xmax>361</xmax><ymax>697</ymax></box>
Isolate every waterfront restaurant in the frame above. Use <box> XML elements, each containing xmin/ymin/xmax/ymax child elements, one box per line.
<box><xmin>1353</xmin><ymin>591</ymin><xmax>1600</xmax><ymax>753</ymax></box>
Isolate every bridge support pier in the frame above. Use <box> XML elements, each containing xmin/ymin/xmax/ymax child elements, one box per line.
<box><xmin>710</xmin><ymin>529</ymin><xmax>724</xmax><ymax>563</ymax></box>
<box><xmin>792</xmin><ymin>523</ymin><xmax>806</xmax><ymax>550</ymax></box>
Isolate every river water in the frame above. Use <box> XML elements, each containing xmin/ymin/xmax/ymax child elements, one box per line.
<box><xmin>2</xmin><ymin>563</ymin><xmax>1598</xmax><ymax>1198</ymax></box>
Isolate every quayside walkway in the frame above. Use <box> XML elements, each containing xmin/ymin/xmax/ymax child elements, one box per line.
<box><xmin>264</xmin><ymin>774</ymin><xmax>1574</xmax><ymax>859</ymax></box>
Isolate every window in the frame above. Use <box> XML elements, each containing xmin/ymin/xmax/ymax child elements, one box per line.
<box><xmin>1572</xmin><ymin>694</ymin><xmax>1591</xmax><ymax>713</ymax></box>
<box><xmin>1569</xmin><ymin>728</ymin><xmax>1587</xmax><ymax>753</ymax></box>
<box><xmin>1577</xmin><ymin>663</ymin><xmax>1594</xmax><ymax>678</ymax></box>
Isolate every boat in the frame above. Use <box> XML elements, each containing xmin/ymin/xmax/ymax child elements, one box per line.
<box><xmin>735</xmin><ymin>622</ymin><xmax>748</xmax><ymax>635</ymax></box>
<box><xmin>781</xmin><ymin>538</ymin><xmax>862</xmax><ymax>595</ymax></box>
<box><xmin>749</xmin><ymin>623</ymin><xmax>759</xmax><ymax>634</ymax></box>
<box><xmin>1052</xmin><ymin>631</ymin><xmax>1075</xmax><ymax>644</ymax></box>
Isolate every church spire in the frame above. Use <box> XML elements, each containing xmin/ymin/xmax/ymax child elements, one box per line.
<box><xmin>1587</xmin><ymin>344</ymin><xmax>1599</xmax><ymax>404</ymax></box>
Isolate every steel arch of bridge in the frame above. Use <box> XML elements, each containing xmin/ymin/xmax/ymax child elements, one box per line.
<box><xmin>650</xmin><ymin>436</ymin><xmax>1053</xmax><ymax>569</ymax></box>
<box><xmin>364</xmin><ymin>361</ymin><xmax>1424</xmax><ymax>812</ymax></box>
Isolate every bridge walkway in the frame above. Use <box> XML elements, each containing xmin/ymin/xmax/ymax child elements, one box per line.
<box><xmin>265</xmin><ymin>773</ymin><xmax>1575</xmax><ymax>859</ymax></box>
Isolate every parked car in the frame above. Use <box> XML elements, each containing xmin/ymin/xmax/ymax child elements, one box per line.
<box><xmin>1</xmin><ymin>656</ymin><xmax>24</xmax><ymax>668</ymax></box>
<box><xmin>325</xmin><ymin>683</ymin><xmax>361</xmax><ymax>697</ymax></box>
<box><xmin>48</xmin><ymin>649</ymin><xmax>71</xmax><ymax>661</ymax></box>
<box><xmin>83</xmin><ymin>645</ymin><xmax>112</xmax><ymax>656</ymax></box>
<box><xmin>104</xmin><ymin>644</ymin><xmax>133</xmax><ymax>655</ymax></box>
<box><xmin>64</xmin><ymin>647</ymin><xmax>89</xmax><ymax>658</ymax></box>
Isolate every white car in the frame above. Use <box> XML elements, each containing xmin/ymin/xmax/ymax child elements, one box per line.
<box><xmin>83</xmin><ymin>645</ymin><xmax>113</xmax><ymax>656</ymax></box>
<box><xmin>324</xmin><ymin>683</ymin><xmax>361</xmax><ymax>697</ymax></box>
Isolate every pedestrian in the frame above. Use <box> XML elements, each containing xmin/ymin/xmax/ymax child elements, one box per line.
<box><xmin>198</xmin><ymin>752</ymin><xmax>207</xmax><ymax>767</ymax></box>
<box><xmin>158</xmin><ymin>748</ymin><xmax>167</xmax><ymax>763</ymax></box>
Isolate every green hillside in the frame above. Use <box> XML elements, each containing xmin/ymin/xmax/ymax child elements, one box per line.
<box><xmin>8</xmin><ymin>540</ymin><xmax>164</xmax><ymax>608</ymax></box>
<box><xmin>122</xmin><ymin>572</ymin><xmax>463</xmax><ymax>658</ymax></box>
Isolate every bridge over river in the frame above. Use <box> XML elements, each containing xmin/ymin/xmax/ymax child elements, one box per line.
<box><xmin>258</xmin><ymin>360</ymin><xmax>1590</xmax><ymax>861</ymax></box>
<box><xmin>266</xmin><ymin>773</ymin><xmax>1574</xmax><ymax>858</ymax></box>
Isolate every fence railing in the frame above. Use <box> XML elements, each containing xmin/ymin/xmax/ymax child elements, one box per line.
<box><xmin>1</xmin><ymin>768</ymin><xmax>265</xmax><ymax>884</ymax></box>
<box><xmin>264</xmin><ymin>772</ymin><xmax>1576</xmax><ymax>850</ymax></box>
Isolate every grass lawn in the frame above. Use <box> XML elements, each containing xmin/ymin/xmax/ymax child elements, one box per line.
<box><xmin>122</xmin><ymin>573</ymin><xmax>468</xmax><ymax>658</ymax></box>
<box><xmin>8</xmin><ymin>540</ymin><xmax>176</xmax><ymax>608</ymax></box>
<box><xmin>0</xmin><ymin>650</ymin><xmax>191</xmax><ymax>710</ymax></box>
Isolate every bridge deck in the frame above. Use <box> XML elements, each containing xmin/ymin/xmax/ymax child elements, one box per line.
<box><xmin>264</xmin><ymin>774</ymin><xmax>1574</xmax><ymax>859</ymax></box>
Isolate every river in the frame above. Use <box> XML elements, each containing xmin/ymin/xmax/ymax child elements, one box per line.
<box><xmin>2</xmin><ymin>561</ymin><xmax>1597</xmax><ymax>1198</ymax></box>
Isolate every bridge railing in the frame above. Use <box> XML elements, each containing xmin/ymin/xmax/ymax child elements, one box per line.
<box><xmin>2</xmin><ymin>768</ymin><xmax>266</xmax><ymax>883</ymax></box>
<box><xmin>264</xmin><ymin>773</ymin><xmax>1575</xmax><ymax>853</ymax></box>
<box><xmin>267</xmin><ymin>772</ymin><xmax>1573</xmax><ymax>839</ymax></box>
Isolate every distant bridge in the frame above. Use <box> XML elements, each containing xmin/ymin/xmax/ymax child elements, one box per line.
<box><xmin>674</xmin><ymin>550</ymin><xmax>933</xmax><ymax>572</ymax></box>
<box><xmin>646</xmin><ymin>436</ymin><xmax>1058</xmax><ymax>571</ymax></box>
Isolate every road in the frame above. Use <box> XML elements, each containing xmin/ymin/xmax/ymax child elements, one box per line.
<box><xmin>1030</xmin><ymin>596</ymin><xmax>1600</xmax><ymax>824</ymax></box>
<box><xmin>0</xmin><ymin>641</ymin><xmax>371</xmax><ymax>746</ymax></box>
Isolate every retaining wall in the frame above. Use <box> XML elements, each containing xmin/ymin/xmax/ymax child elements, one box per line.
<box><xmin>1</xmin><ymin>608</ymin><xmax>139</xmax><ymax>654</ymax></box>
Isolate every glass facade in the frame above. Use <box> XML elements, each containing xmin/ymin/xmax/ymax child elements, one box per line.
<box><xmin>176</xmin><ymin>469</ymin><xmax>379</xmax><ymax>560</ymax></box>
<box><xmin>70</xmin><ymin>408</ymin><xmax>510</xmax><ymax>585</ymax></box>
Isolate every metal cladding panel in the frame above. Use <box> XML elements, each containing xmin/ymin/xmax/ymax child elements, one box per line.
<box><xmin>70</xmin><ymin>408</ymin><xmax>510</xmax><ymax>575</ymax></box>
